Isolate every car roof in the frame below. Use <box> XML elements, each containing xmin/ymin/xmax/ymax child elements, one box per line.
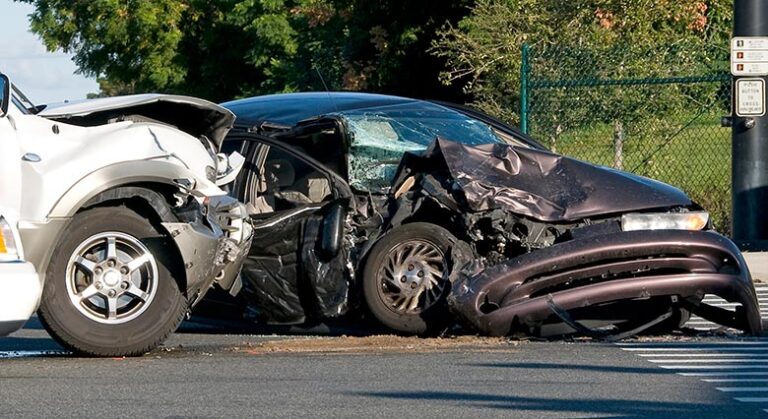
<box><xmin>222</xmin><ymin>92</ymin><xmax>423</xmax><ymax>126</ymax></box>
<box><xmin>222</xmin><ymin>91</ymin><xmax>547</xmax><ymax>150</ymax></box>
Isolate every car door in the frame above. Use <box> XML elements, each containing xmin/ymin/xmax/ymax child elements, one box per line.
<box><xmin>225</xmin><ymin>133</ymin><xmax>353</xmax><ymax>325</ymax></box>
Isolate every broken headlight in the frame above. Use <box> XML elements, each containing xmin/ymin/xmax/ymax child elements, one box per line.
<box><xmin>0</xmin><ymin>217</ymin><xmax>20</xmax><ymax>261</ymax></box>
<box><xmin>621</xmin><ymin>211</ymin><xmax>709</xmax><ymax>232</ymax></box>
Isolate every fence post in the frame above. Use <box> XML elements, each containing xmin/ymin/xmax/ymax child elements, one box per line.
<box><xmin>520</xmin><ymin>43</ymin><xmax>530</xmax><ymax>134</ymax></box>
<box><xmin>613</xmin><ymin>120</ymin><xmax>624</xmax><ymax>170</ymax></box>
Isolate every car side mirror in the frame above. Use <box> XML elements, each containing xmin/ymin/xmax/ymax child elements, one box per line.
<box><xmin>318</xmin><ymin>201</ymin><xmax>345</xmax><ymax>259</ymax></box>
<box><xmin>0</xmin><ymin>74</ymin><xmax>9</xmax><ymax>117</ymax></box>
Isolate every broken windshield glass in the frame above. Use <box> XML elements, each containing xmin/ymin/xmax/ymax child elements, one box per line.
<box><xmin>338</xmin><ymin>101</ymin><xmax>502</xmax><ymax>192</ymax></box>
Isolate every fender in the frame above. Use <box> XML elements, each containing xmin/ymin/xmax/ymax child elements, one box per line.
<box><xmin>47</xmin><ymin>159</ymin><xmax>198</xmax><ymax>218</ymax></box>
<box><xmin>21</xmin><ymin>160</ymin><xmax>198</xmax><ymax>284</ymax></box>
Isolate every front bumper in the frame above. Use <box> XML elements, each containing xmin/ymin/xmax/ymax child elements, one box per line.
<box><xmin>0</xmin><ymin>261</ymin><xmax>42</xmax><ymax>336</ymax></box>
<box><xmin>161</xmin><ymin>195</ymin><xmax>251</xmax><ymax>306</ymax></box>
<box><xmin>449</xmin><ymin>230</ymin><xmax>762</xmax><ymax>337</ymax></box>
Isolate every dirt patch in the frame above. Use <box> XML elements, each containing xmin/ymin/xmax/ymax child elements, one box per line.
<box><xmin>236</xmin><ymin>335</ymin><xmax>519</xmax><ymax>355</ymax></box>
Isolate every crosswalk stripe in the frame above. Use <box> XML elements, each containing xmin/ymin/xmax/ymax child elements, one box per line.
<box><xmin>679</xmin><ymin>372</ymin><xmax>768</xmax><ymax>377</ymax></box>
<box><xmin>623</xmin><ymin>347</ymin><xmax>768</xmax><ymax>351</ymax></box>
<box><xmin>618</xmin><ymin>342</ymin><xmax>768</xmax><ymax>347</ymax></box>
<box><xmin>693</xmin><ymin>288</ymin><xmax>768</xmax><ymax>330</ymax></box>
<box><xmin>648</xmin><ymin>359</ymin><xmax>768</xmax><ymax>363</ymax></box>
<box><xmin>703</xmin><ymin>379</ymin><xmax>768</xmax><ymax>382</ymax></box>
<box><xmin>702</xmin><ymin>299</ymin><xmax>768</xmax><ymax>303</ymax></box>
<box><xmin>620</xmin><ymin>336</ymin><xmax>768</xmax><ymax>413</ymax></box>
<box><xmin>716</xmin><ymin>387</ymin><xmax>768</xmax><ymax>392</ymax></box>
<box><xmin>658</xmin><ymin>365</ymin><xmax>768</xmax><ymax>369</ymax></box>
<box><xmin>638</xmin><ymin>353</ymin><xmax>768</xmax><ymax>357</ymax></box>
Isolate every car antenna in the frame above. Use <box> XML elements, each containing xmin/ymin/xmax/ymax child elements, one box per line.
<box><xmin>314</xmin><ymin>65</ymin><xmax>339</xmax><ymax>113</ymax></box>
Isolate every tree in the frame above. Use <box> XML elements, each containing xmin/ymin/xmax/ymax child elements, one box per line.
<box><xmin>18</xmin><ymin>0</ymin><xmax>473</xmax><ymax>102</ymax></box>
<box><xmin>431</xmin><ymin>0</ymin><xmax>732</xmax><ymax>124</ymax></box>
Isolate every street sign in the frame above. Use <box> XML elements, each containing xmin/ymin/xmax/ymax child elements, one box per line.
<box><xmin>735</xmin><ymin>78</ymin><xmax>766</xmax><ymax>116</ymax></box>
<box><xmin>731</xmin><ymin>37</ymin><xmax>768</xmax><ymax>76</ymax></box>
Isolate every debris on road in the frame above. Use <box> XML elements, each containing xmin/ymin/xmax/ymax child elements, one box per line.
<box><xmin>236</xmin><ymin>335</ymin><xmax>516</xmax><ymax>355</ymax></box>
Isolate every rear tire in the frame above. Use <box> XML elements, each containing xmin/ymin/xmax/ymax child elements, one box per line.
<box><xmin>38</xmin><ymin>206</ymin><xmax>186</xmax><ymax>357</ymax></box>
<box><xmin>362</xmin><ymin>223</ymin><xmax>458</xmax><ymax>334</ymax></box>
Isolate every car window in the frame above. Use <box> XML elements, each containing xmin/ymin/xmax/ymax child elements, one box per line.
<box><xmin>10</xmin><ymin>85</ymin><xmax>34</xmax><ymax>115</ymax></box>
<box><xmin>247</xmin><ymin>145</ymin><xmax>332</xmax><ymax>214</ymax></box>
<box><xmin>336</xmin><ymin>101</ymin><xmax>502</xmax><ymax>193</ymax></box>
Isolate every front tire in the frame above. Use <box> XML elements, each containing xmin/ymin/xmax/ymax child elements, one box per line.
<box><xmin>38</xmin><ymin>206</ymin><xmax>186</xmax><ymax>357</ymax></box>
<box><xmin>362</xmin><ymin>223</ymin><xmax>458</xmax><ymax>334</ymax></box>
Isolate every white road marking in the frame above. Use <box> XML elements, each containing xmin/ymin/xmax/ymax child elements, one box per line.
<box><xmin>0</xmin><ymin>350</ymin><xmax>70</xmax><ymax>359</ymax></box>
<box><xmin>638</xmin><ymin>353</ymin><xmax>768</xmax><ymax>357</ymax></box>
<box><xmin>648</xmin><ymin>359</ymin><xmax>768</xmax><ymax>363</ymax></box>
<box><xmin>690</xmin><ymin>286</ymin><xmax>768</xmax><ymax>329</ymax></box>
<box><xmin>679</xmin><ymin>372</ymin><xmax>768</xmax><ymax>377</ymax></box>
<box><xmin>622</xmin><ymin>347</ymin><xmax>768</xmax><ymax>351</ymax></box>
<box><xmin>618</xmin><ymin>342</ymin><xmax>768</xmax><ymax>347</ymax></box>
<box><xmin>716</xmin><ymin>387</ymin><xmax>768</xmax><ymax>392</ymax></box>
<box><xmin>620</xmin><ymin>333</ymin><xmax>768</xmax><ymax>414</ymax></box>
<box><xmin>658</xmin><ymin>365</ymin><xmax>768</xmax><ymax>369</ymax></box>
<box><xmin>703</xmin><ymin>379</ymin><xmax>768</xmax><ymax>383</ymax></box>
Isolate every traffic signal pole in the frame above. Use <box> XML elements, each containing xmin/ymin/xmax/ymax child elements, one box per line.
<box><xmin>732</xmin><ymin>0</ymin><xmax>768</xmax><ymax>250</ymax></box>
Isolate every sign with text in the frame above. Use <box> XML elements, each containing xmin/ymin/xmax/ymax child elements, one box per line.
<box><xmin>732</xmin><ymin>37</ymin><xmax>768</xmax><ymax>76</ymax></box>
<box><xmin>735</xmin><ymin>78</ymin><xmax>766</xmax><ymax>117</ymax></box>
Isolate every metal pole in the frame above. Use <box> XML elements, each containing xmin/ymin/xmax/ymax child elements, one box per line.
<box><xmin>732</xmin><ymin>0</ymin><xmax>768</xmax><ymax>248</ymax></box>
<box><xmin>520</xmin><ymin>43</ymin><xmax>530</xmax><ymax>134</ymax></box>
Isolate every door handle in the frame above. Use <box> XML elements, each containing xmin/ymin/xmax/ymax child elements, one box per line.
<box><xmin>22</xmin><ymin>153</ymin><xmax>41</xmax><ymax>162</ymax></box>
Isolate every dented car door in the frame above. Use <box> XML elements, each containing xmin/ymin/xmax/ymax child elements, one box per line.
<box><xmin>224</xmin><ymin>133</ymin><xmax>352</xmax><ymax>324</ymax></box>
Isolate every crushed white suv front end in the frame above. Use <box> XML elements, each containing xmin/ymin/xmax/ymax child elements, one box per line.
<box><xmin>4</xmin><ymin>84</ymin><xmax>251</xmax><ymax>356</ymax></box>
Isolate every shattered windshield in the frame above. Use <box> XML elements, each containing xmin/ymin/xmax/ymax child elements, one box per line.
<box><xmin>338</xmin><ymin>101</ymin><xmax>502</xmax><ymax>192</ymax></box>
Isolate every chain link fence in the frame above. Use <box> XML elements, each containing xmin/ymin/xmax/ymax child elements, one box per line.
<box><xmin>520</xmin><ymin>43</ymin><xmax>733</xmax><ymax>232</ymax></box>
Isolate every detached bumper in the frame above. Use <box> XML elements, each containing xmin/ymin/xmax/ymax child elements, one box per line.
<box><xmin>449</xmin><ymin>230</ymin><xmax>762</xmax><ymax>337</ymax></box>
<box><xmin>162</xmin><ymin>195</ymin><xmax>251</xmax><ymax>306</ymax></box>
<box><xmin>0</xmin><ymin>261</ymin><xmax>42</xmax><ymax>336</ymax></box>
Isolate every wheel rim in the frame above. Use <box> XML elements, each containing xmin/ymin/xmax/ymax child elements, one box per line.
<box><xmin>65</xmin><ymin>232</ymin><xmax>159</xmax><ymax>325</ymax></box>
<box><xmin>376</xmin><ymin>239</ymin><xmax>448</xmax><ymax>315</ymax></box>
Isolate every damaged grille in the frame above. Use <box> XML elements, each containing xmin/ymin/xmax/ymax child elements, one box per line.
<box><xmin>526</xmin><ymin>254</ymin><xmax>715</xmax><ymax>299</ymax></box>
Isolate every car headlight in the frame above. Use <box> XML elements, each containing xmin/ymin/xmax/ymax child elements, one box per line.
<box><xmin>621</xmin><ymin>211</ymin><xmax>710</xmax><ymax>232</ymax></box>
<box><xmin>0</xmin><ymin>216</ymin><xmax>20</xmax><ymax>260</ymax></box>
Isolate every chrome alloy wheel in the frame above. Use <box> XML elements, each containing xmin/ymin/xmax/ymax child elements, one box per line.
<box><xmin>65</xmin><ymin>232</ymin><xmax>159</xmax><ymax>324</ymax></box>
<box><xmin>376</xmin><ymin>239</ymin><xmax>448</xmax><ymax>314</ymax></box>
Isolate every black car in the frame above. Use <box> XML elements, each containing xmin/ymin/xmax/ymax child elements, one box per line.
<box><xmin>216</xmin><ymin>92</ymin><xmax>761</xmax><ymax>339</ymax></box>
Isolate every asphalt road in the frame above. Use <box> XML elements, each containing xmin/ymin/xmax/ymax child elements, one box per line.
<box><xmin>1</xmin><ymin>318</ymin><xmax>766</xmax><ymax>418</ymax></box>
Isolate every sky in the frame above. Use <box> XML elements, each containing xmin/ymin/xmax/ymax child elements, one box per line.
<box><xmin>0</xmin><ymin>0</ymin><xmax>99</xmax><ymax>104</ymax></box>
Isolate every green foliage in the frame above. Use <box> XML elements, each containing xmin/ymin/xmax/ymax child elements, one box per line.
<box><xmin>18</xmin><ymin>0</ymin><xmax>472</xmax><ymax>101</ymax></box>
<box><xmin>432</xmin><ymin>0</ymin><xmax>733</xmax><ymax>123</ymax></box>
<box><xmin>432</xmin><ymin>1</ymin><xmax>735</xmax><ymax>230</ymax></box>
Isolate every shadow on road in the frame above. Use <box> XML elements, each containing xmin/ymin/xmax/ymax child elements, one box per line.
<box><xmin>352</xmin><ymin>391</ymin><xmax>729</xmax><ymax>417</ymax></box>
<box><xmin>0</xmin><ymin>337</ymin><xmax>64</xmax><ymax>352</ymax></box>
<box><xmin>468</xmin><ymin>362</ymin><xmax>665</xmax><ymax>375</ymax></box>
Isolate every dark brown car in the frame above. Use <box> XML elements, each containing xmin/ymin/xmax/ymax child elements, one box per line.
<box><xmin>217</xmin><ymin>92</ymin><xmax>761</xmax><ymax>339</ymax></box>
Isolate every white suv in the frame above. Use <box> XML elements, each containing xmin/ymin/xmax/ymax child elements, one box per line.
<box><xmin>0</xmin><ymin>73</ymin><xmax>250</xmax><ymax>356</ymax></box>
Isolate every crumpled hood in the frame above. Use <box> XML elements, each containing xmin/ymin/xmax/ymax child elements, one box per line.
<box><xmin>39</xmin><ymin>94</ymin><xmax>235</xmax><ymax>149</ymax></box>
<box><xmin>398</xmin><ymin>138</ymin><xmax>692</xmax><ymax>222</ymax></box>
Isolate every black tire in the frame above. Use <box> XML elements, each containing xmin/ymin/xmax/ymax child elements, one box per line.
<box><xmin>362</xmin><ymin>222</ymin><xmax>459</xmax><ymax>334</ymax></box>
<box><xmin>38</xmin><ymin>206</ymin><xmax>186</xmax><ymax>357</ymax></box>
